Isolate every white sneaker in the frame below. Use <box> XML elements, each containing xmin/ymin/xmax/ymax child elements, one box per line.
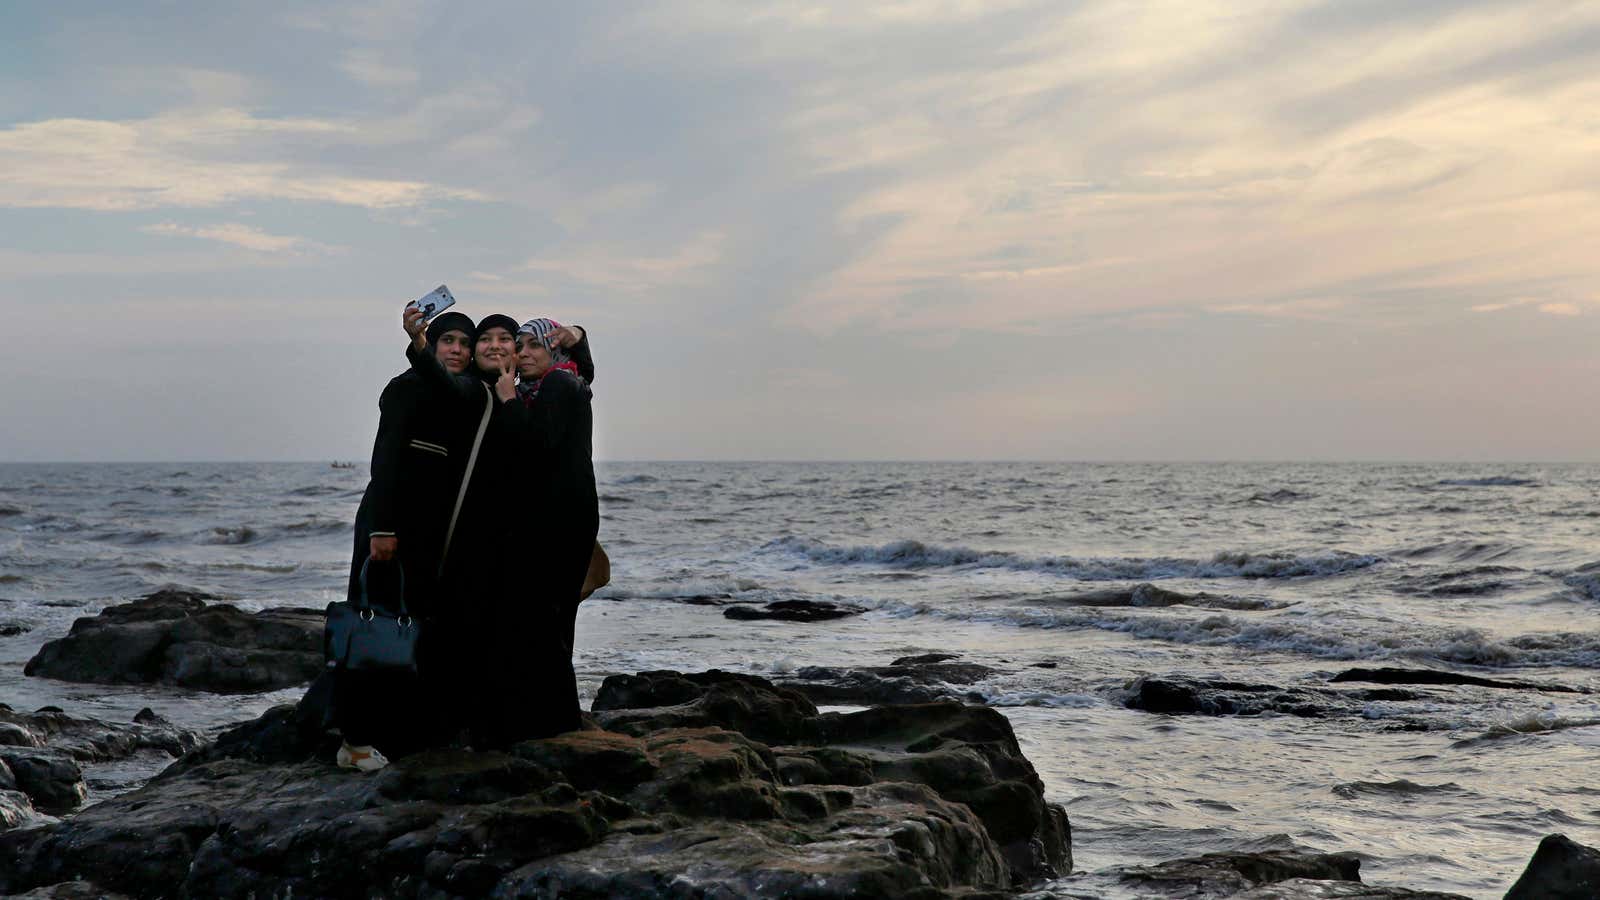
<box><xmin>336</xmin><ymin>741</ymin><xmax>390</xmax><ymax>772</ymax></box>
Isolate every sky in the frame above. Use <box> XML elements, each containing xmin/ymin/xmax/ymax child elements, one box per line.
<box><xmin>3</xmin><ymin>0</ymin><xmax>1600</xmax><ymax>462</ymax></box>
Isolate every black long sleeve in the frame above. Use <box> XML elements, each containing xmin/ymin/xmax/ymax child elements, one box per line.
<box><xmin>365</xmin><ymin>378</ymin><xmax>419</xmax><ymax>537</ymax></box>
<box><xmin>498</xmin><ymin>371</ymin><xmax>588</xmax><ymax>452</ymax></box>
<box><xmin>405</xmin><ymin>341</ymin><xmax>493</xmax><ymax>407</ymax></box>
<box><xmin>567</xmin><ymin>329</ymin><xmax>595</xmax><ymax>385</ymax></box>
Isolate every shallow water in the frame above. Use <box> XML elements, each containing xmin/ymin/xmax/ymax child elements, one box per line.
<box><xmin>3</xmin><ymin>461</ymin><xmax>1599</xmax><ymax>896</ymax></box>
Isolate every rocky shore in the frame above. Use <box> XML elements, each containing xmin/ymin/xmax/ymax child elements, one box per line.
<box><xmin>4</xmin><ymin>590</ymin><xmax>1589</xmax><ymax>897</ymax></box>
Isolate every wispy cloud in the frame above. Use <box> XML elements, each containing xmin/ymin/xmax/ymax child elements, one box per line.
<box><xmin>141</xmin><ymin>222</ymin><xmax>341</xmax><ymax>254</ymax></box>
<box><xmin>0</xmin><ymin>109</ymin><xmax>485</xmax><ymax>211</ymax></box>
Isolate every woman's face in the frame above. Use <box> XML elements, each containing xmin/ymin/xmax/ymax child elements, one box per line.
<box><xmin>474</xmin><ymin>327</ymin><xmax>516</xmax><ymax>374</ymax></box>
<box><xmin>517</xmin><ymin>334</ymin><xmax>554</xmax><ymax>380</ymax></box>
<box><xmin>434</xmin><ymin>329</ymin><xmax>472</xmax><ymax>374</ymax></box>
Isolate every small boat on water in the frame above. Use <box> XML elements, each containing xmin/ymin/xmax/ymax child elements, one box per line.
<box><xmin>330</xmin><ymin>461</ymin><xmax>356</xmax><ymax>469</ymax></box>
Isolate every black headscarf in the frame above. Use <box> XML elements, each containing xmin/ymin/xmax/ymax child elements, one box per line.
<box><xmin>473</xmin><ymin>314</ymin><xmax>520</xmax><ymax>382</ymax></box>
<box><xmin>474</xmin><ymin>314</ymin><xmax>518</xmax><ymax>340</ymax></box>
<box><xmin>426</xmin><ymin>311</ymin><xmax>475</xmax><ymax>346</ymax></box>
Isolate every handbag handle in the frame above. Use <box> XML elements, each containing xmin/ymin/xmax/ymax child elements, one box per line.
<box><xmin>358</xmin><ymin>558</ymin><xmax>408</xmax><ymax>618</ymax></box>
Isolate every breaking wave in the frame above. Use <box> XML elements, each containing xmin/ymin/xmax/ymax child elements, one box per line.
<box><xmin>769</xmin><ymin>537</ymin><xmax>1383</xmax><ymax>581</ymax></box>
<box><xmin>1436</xmin><ymin>477</ymin><xmax>1540</xmax><ymax>487</ymax></box>
<box><xmin>1038</xmin><ymin>584</ymin><xmax>1291</xmax><ymax>611</ymax></box>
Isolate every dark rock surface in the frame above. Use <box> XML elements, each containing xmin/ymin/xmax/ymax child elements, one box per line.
<box><xmin>723</xmin><ymin>598</ymin><xmax>867</xmax><ymax>621</ymax></box>
<box><xmin>1330</xmin><ymin>667</ymin><xmax>1585</xmax><ymax>694</ymax></box>
<box><xmin>10</xmin><ymin>883</ymin><xmax>133</xmax><ymax>900</ymax></box>
<box><xmin>1504</xmin><ymin>833</ymin><xmax>1600</xmax><ymax>899</ymax></box>
<box><xmin>24</xmin><ymin>588</ymin><xmax>323</xmax><ymax>693</ymax></box>
<box><xmin>1088</xmin><ymin>847</ymin><xmax>1470</xmax><ymax>898</ymax></box>
<box><xmin>1123</xmin><ymin>675</ymin><xmax>1430</xmax><ymax>722</ymax></box>
<box><xmin>782</xmin><ymin>656</ymin><xmax>998</xmax><ymax>706</ymax></box>
<box><xmin>0</xmin><ymin>703</ymin><xmax>203</xmax><ymax>824</ymax></box>
<box><xmin>0</xmin><ymin>623</ymin><xmax>29</xmax><ymax>637</ymax></box>
<box><xmin>0</xmin><ymin>669</ymin><xmax>1071</xmax><ymax>898</ymax></box>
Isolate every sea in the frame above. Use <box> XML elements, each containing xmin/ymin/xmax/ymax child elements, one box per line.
<box><xmin>3</xmin><ymin>461</ymin><xmax>1600</xmax><ymax>898</ymax></box>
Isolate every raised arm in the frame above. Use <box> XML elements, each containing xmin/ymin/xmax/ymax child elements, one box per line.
<box><xmin>546</xmin><ymin>324</ymin><xmax>595</xmax><ymax>385</ymax></box>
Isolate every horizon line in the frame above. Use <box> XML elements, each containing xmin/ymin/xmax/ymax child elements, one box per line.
<box><xmin>3</xmin><ymin>458</ymin><xmax>1598</xmax><ymax>466</ymax></box>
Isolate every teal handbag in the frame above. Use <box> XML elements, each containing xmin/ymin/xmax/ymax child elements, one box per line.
<box><xmin>324</xmin><ymin>560</ymin><xmax>421</xmax><ymax>673</ymax></box>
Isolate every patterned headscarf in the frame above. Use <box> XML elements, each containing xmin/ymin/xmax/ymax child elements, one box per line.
<box><xmin>516</xmin><ymin>317</ymin><xmax>582</xmax><ymax>403</ymax></box>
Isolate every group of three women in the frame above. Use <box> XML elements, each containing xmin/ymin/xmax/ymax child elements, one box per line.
<box><xmin>332</xmin><ymin>305</ymin><xmax>599</xmax><ymax>771</ymax></box>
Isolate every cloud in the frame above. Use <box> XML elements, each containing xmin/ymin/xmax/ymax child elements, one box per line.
<box><xmin>707</xmin><ymin>0</ymin><xmax>1600</xmax><ymax>333</ymax></box>
<box><xmin>0</xmin><ymin>109</ymin><xmax>485</xmax><ymax>211</ymax></box>
<box><xmin>1539</xmin><ymin>302</ymin><xmax>1582</xmax><ymax>316</ymax></box>
<box><xmin>141</xmin><ymin>222</ymin><xmax>341</xmax><ymax>254</ymax></box>
<box><xmin>517</xmin><ymin>231</ymin><xmax>726</xmax><ymax>293</ymax></box>
<box><xmin>1471</xmin><ymin>298</ymin><xmax>1538</xmax><ymax>313</ymax></box>
<box><xmin>338</xmin><ymin>48</ymin><xmax>419</xmax><ymax>87</ymax></box>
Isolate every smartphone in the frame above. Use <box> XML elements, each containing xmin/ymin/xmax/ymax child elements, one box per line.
<box><xmin>406</xmin><ymin>285</ymin><xmax>456</xmax><ymax>322</ymax></box>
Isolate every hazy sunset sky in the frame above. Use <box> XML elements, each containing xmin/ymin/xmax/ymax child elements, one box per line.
<box><xmin>4</xmin><ymin>1</ymin><xmax>1599</xmax><ymax>461</ymax></box>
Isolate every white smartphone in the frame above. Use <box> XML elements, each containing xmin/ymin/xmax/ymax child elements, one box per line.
<box><xmin>406</xmin><ymin>285</ymin><xmax>456</xmax><ymax>322</ymax></box>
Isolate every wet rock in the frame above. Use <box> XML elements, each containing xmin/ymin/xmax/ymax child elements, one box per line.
<box><xmin>892</xmin><ymin>653</ymin><xmax>962</xmax><ymax>666</ymax></box>
<box><xmin>0</xmin><ymin>749</ymin><xmax>85</xmax><ymax>813</ymax></box>
<box><xmin>783</xmin><ymin>657</ymin><xmax>998</xmax><ymax>706</ymax></box>
<box><xmin>0</xmin><ymin>704</ymin><xmax>203</xmax><ymax>826</ymax></box>
<box><xmin>1123</xmin><ymin>675</ymin><xmax>1430</xmax><ymax>721</ymax></box>
<box><xmin>0</xmin><ymin>704</ymin><xmax>202</xmax><ymax>763</ymax></box>
<box><xmin>9</xmin><ymin>883</ymin><xmax>132</xmax><ymax>900</ymax></box>
<box><xmin>591</xmin><ymin>669</ymin><xmax>820</xmax><ymax>744</ymax></box>
<box><xmin>0</xmin><ymin>623</ymin><xmax>29</xmax><ymax>637</ymax></box>
<box><xmin>1504</xmin><ymin>833</ymin><xmax>1600</xmax><ymax>899</ymax></box>
<box><xmin>24</xmin><ymin>588</ymin><xmax>323</xmax><ymax>693</ymax></box>
<box><xmin>0</xmin><ymin>670</ymin><xmax>1069</xmax><ymax>898</ymax></box>
<box><xmin>1114</xmin><ymin>847</ymin><xmax>1361</xmax><ymax>895</ymax></box>
<box><xmin>1331</xmin><ymin>667</ymin><xmax>1584</xmax><ymax>694</ymax></box>
<box><xmin>0</xmin><ymin>789</ymin><xmax>36</xmax><ymax>829</ymax></box>
<box><xmin>723</xmin><ymin>599</ymin><xmax>867</xmax><ymax>622</ymax></box>
<box><xmin>1232</xmin><ymin>878</ymin><xmax>1469</xmax><ymax>897</ymax></box>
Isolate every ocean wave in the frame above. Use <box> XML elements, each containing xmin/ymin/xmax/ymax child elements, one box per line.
<box><xmin>1246</xmin><ymin>489</ymin><xmax>1312</xmax><ymax>503</ymax></box>
<box><xmin>595</xmin><ymin>576</ymin><xmax>768</xmax><ymax>602</ymax></box>
<box><xmin>1039</xmin><ymin>584</ymin><xmax>1291</xmax><ymax>611</ymax></box>
<box><xmin>97</xmin><ymin>529</ymin><xmax>172</xmax><ymax>546</ymax></box>
<box><xmin>1395</xmin><ymin>541</ymin><xmax>1524</xmax><ymax>564</ymax></box>
<box><xmin>860</xmin><ymin>598</ymin><xmax>1600</xmax><ymax>669</ymax></box>
<box><xmin>0</xmin><ymin>573</ymin><xmax>25</xmax><ymax>584</ymax></box>
<box><xmin>1331</xmin><ymin>779</ymin><xmax>1468</xmax><ymax>799</ymax></box>
<box><xmin>769</xmin><ymin>537</ymin><xmax>1383</xmax><ymax>581</ymax></box>
<box><xmin>0</xmin><ymin>504</ymin><xmax>24</xmax><ymax>517</ymax></box>
<box><xmin>288</xmin><ymin>485</ymin><xmax>345</xmax><ymax>497</ymax></box>
<box><xmin>281</xmin><ymin>517</ymin><xmax>348</xmax><ymax>536</ymax></box>
<box><xmin>615</xmin><ymin>474</ymin><xmax>658</xmax><ymax>485</ymax></box>
<box><xmin>983</xmin><ymin>690</ymin><xmax>1101</xmax><ymax>708</ymax></box>
<box><xmin>1390</xmin><ymin>564</ymin><xmax>1528</xmax><ymax>598</ymax></box>
<box><xmin>1563</xmin><ymin>570</ymin><xmax>1600</xmax><ymax>602</ymax></box>
<box><xmin>199</xmin><ymin>526</ymin><xmax>259</xmax><ymax>545</ymax></box>
<box><xmin>1436</xmin><ymin>477</ymin><xmax>1540</xmax><ymax>487</ymax></box>
<box><xmin>1455</xmin><ymin>711</ymin><xmax>1600</xmax><ymax>745</ymax></box>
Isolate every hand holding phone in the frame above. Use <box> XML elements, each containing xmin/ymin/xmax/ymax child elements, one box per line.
<box><xmin>406</xmin><ymin>284</ymin><xmax>456</xmax><ymax>322</ymax></box>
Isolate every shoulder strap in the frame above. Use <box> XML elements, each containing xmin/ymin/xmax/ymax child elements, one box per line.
<box><xmin>438</xmin><ymin>383</ymin><xmax>494</xmax><ymax>576</ymax></box>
